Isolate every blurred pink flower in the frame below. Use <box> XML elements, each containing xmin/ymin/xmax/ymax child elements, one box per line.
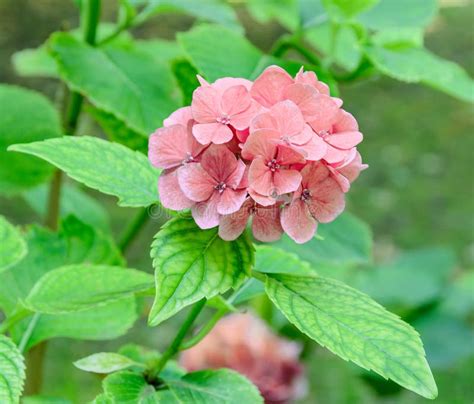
<box><xmin>181</xmin><ymin>313</ymin><xmax>306</xmax><ymax>403</ymax></box>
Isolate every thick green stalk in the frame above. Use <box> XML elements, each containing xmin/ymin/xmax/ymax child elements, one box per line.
<box><xmin>148</xmin><ymin>299</ymin><xmax>207</xmax><ymax>379</ymax></box>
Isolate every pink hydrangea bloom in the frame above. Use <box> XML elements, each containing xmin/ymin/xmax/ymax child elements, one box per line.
<box><xmin>180</xmin><ymin>313</ymin><xmax>306</xmax><ymax>404</ymax></box>
<box><xmin>148</xmin><ymin>65</ymin><xmax>367</xmax><ymax>243</ymax></box>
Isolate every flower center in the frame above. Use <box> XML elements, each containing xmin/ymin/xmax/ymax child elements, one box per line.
<box><xmin>214</xmin><ymin>182</ymin><xmax>227</xmax><ymax>193</ymax></box>
<box><xmin>182</xmin><ymin>152</ymin><xmax>194</xmax><ymax>164</ymax></box>
<box><xmin>301</xmin><ymin>188</ymin><xmax>311</xmax><ymax>201</ymax></box>
<box><xmin>266</xmin><ymin>158</ymin><xmax>280</xmax><ymax>172</ymax></box>
<box><xmin>216</xmin><ymin>115</ymin><xmax>231</xmax><ymax>125</ymax></box>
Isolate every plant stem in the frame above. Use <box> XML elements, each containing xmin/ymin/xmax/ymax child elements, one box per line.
<box><xmin>180</xmin><ymin>306</ymin><xmax>227</xmax><ymax>350</ymax></box>
<box><xmin>148</xmin><ymin>299</ymin><xmax>207</xmax><ymax>379</ymax></box>
<box><xmin>26</xmin><ymin>0</ymin><xmax>102</xmax><ymax>396</ymax></box>
<box><xmin>0</xmin><ymin>308</ymin><xmax>31</xmax><ymax>334</ymax></box>
<box><xmin>118</xmin><ymin>207</ymin><xmax>149</xmax><ymax>253</ymax></box>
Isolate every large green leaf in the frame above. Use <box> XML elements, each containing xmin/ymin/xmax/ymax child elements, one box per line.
<box><xmin>254</xmin><ymin>245</ymin><xmax>315</xmax><ymax>276</ymax></box>
<box><xmin>25</xmin><ymin>265</ymin><xmax>153</xmax><ymax>314</ymax></box>
<box><xmin>132</xmin><ymin>39</ymin><xmax>185</xmax><ymax>65</ymax></box>
<box><xmin>272</xmin><ymin>212</ymin><xmax>372</xmax><ymax>268</ymax></box>
<box><xmin>0</xmin><ymin>216</ymin><xmax>123</xmax><ymax>312</ymax></box>
<box><xmin>149</xmin><ymin>216</ymin><xmax>253</xmax><ymax>326</ymax></box>
<box><xmin>164</xmin><ymin>369</ymin><xmax>263</xmax><ymax>403</ymax></box>
<box><xmin>246</xmin><ymin>0</ymin><xmax>299</xmax><ymax>31</ymax></box>
<box><xmin>9</xmin><ymin>136</ymin><xmax>159</xmax><ymax>207</ymax></box>
<box><xmin>24</xmin><ymin>183</ymin><xmax>110</xmax><ymax>232</ymax></box>
<box><xmin>0</xmin><ymin>216</ymin><xmax>26</xmax><ymax>273</ymax></box>
<box><xmin>49</xmin><ymin>33</ymin><xmax>180</xmax><ymax>135</ymax></box>
<box><xmin>0</xmin><ymin>336</ymin><xmax>25</xmax><ymax>404</ymax></box>
<box><xmin>102</xmin><ymin>371</ymin><xmax>156</xmax><ymax>404</ymax></box>
<box><xmin>264</xmin><ymin>273</ymin><xmax>437</xmax><ymax>399</ymax></box>
<box><xmin>358</xmin><ymin>0</ymin><xmax>437</xmax><ymax>29</ymax></box>
<box><xmin>0</xmin><ymin>85</ymin><xmax>61</xmax><ymax>195</ymax></box>
<box><xmin>177</xmin><ymin>24</ymin><xmax>263</xmax><ymax>81</ymax></box>
<box><xmin>74</xmin><ymin>352</ymin><xmax>142</xmax><ymax>374</ymax></box>
<box><xmin>365</xmin><ymin>45</ymin><xmax>474</xmax><ymax>103</ymax></box>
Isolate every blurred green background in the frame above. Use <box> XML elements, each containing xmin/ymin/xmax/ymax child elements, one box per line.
<box><xmin>0</xmin><ymin>0</ymin><xmax>473</xmax><ymax>403</ymax></box>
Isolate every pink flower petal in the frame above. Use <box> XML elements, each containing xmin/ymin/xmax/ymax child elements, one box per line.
<box><xmin>337</xmin><ymin>151</ymin><xmax>368</xmax><ymax>183</ymax></box>
<box><xmin>192</xmin><ymin>193</ymin><xmax>221</xmax><ymax>229</ymax></box>
<box><xmin>241</xmin><ymin>129</ymin><xmax>279</xmax><ymax>160</ymax></box>
<box><xmin>251</xmin><ymin>65</ymin><xmax>294</xmax><ymax>108</ymax></box>
<box><xmin>281</xmin><ymin>199</ymin><xmax>317</xmax><ymax>244</ymax></box>
<box><xmin>221</xmin><ymin>85</ymin><xmax>251</xmax><ymax>116</ymax></box>
<box><xmin>269</xmin><ymin>100</ymin><xmax>305</xmax><ymax>137</ymax></box>
<box><xmin>325</xmin><ymin>131</ymin><xmax>363</xmax><ymax>149</ymax></box>
<box><xmin>149</xmin><ymin>125</ymin><xmax>189</xmax><ymax>169</ymax></box>
<box><xmin>201</xmin><ymin>144</ymin><xmax>238</xmax><ymax>183</ymax></box>
<box><xmin>277</xmin><ymin>144</ymin><xmax>306</xmax><ymax>166</ymax></box>
<box><xmin>248</xmin><ymin>187</ymin><xmax>277</xmax><ymax>206</ymax></box>
<box><xmin>297</xmin><ymin>134</ymin><xmax>327</xmax><ymax>161</ymax></box>
<box><xmin>323</xmin><ymin>144</ymin><xmax>352</xmax><ymax>164</ymax></box>
<box><xmin>248</xmin><ymin>157</ymin><xmax>274</xmax><ymax>197</ymax></box>
<box><xmin>193</xmin><ymin>122</ymin><xmax>234</xmax><ymax>145</ymax></box>
<box><xmin>219</xmin><ymin>199</ymin><xmax>252</xmax><ymax>241</ymax></box>
<box><xmin>158</xmin><ymin>169</ymin><xmax>194</xmax><ymax>210</ymax></box>
<box><xmin>288</xmin><ymin>123</ymin><xmax>313</xmax><ymax>146</ymax></box>
<box><xmin>230</xmin><ymin>101</ymin><xmax>262</xmax><ymax>131</ymax></box>
<box><xmin>252</xmin><ymin>205</ymin><xmax>283</xmax><ymax>242</ymax></box>
<box><xmin>295</xmin><ymin>68</ymin><xmax>330</xmax><ymax>95</ymax></box>
<box><xmin>217</xmin><ymin>189</ymin><xmax>247</xmax><ymax>215</ymax></box>
<box><xmin>307</xmin><ymin>177</ymin><xmax>345</xmax><ymax>223</ymax></box>
<box><xmin>333</xmin><ymin>110</ymin><xmax>359</xmax><ymax>132</ymax></box>
<box><xmin>192</xmin><ymin>85</ymin><xmax>220</xmax><ymax>123</ymax></box>
<box><xmin>226</xmin><ymin>159</ymin><xmax>247</xmax><ymax>189</ymax></box>
<box><xmin>273</xmin><ymin>169</ymin><xmax>302</xmax><ymax>194</ymax></box>
<box><xmin>214</xmin><ymin>77</ymin><xmax>253</xmax><ymax>91</ymax></box>
<box><xmin>196</xmin><ymin>75</ymin><xmax>210</xmax><ymax>87</ymax></box>
<box><xmin>164</xmin><ymin>106</ymin><xmax>193</xmax><ymax>127</ymax></box>
<box><xmin>178</xmin><ymin>163</ymin><xmax>215</xmax><ymax>202</ymax></box>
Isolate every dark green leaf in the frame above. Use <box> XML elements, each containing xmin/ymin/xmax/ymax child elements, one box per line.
<box><xmin>0</xmin><ymin>85</ymin><xmax>61</xmax><ymax>195</ymax></box>
<box><xmin>171</xmin><ymin>59</ymin><xmax>199</xmax><ymax>105</ymax></box>
<box><xmin>265</xmin><ymin>273</ymin><xmax>438</xmax><ymax>399</ymax></box>
<box><xmin>49</xmin><ymin>33</ymin><xmax>180</xmax><ymax>135</ymax></box>
<box><xmin>9</xmin><ymin>136</ymin><xmax>159</xmax><ymax>207</ymax></box>
<box><xmin>178</xmin><ymin>24</ymin><xmax>263</xmax><ymax>81</ymax></box>
<box><xmin>149</xmin><ymin>216</ymin><xmax>253</xmax><ymax>326</ymax></box>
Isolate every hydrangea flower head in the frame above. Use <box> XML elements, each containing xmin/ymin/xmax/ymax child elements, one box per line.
<box><xmin>149</xmin><ymin>66</ymin><xmax>367</xmax><ymax>243</ymax></box>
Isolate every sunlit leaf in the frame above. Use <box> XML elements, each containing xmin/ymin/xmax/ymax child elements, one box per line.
<box><xmin>254</xmin><ymin>245</ymin><xmax>315</xmax><ymax>276</ymax></box>
<box><xmin>0</xmin><ymin>336</ymin><xmax>25</xmax><ymax>404</ymax></box>
<box><xmin>0</xmin><ymin>216</ymin><xmax>26</xmax><ymax>273</ymax></box>
<box><xmin>74</xmin><ymin>352</ymin><xmax>142</xmax><ymax>374</ymax></box>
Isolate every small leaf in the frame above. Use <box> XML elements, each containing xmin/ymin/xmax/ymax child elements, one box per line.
<box><xmin>0</xmin><ymin>85</ymin><xmax>61</xmax><ymax>195</ymax></box>
<box><xmin>255</xmin><ymin>245</ymin><xmax>315</xmax><ymax>276</ymax></box>
<box><xmin>178</xmin><ymin>24</ymin><xmax>263</xmax><ymax>81</ymax></box>
<box><xmin>323</xmin><ymin>0</ymin><xmax>379</xmax><ymax>19</ymax></box>
<box><xmin>74</xmin><ymin>352</ymin><xmax>142</xmax><ymax>374</ymax></box>
<box><xmin>365</xmin><ymin>45</ymin><xmax>474</xmax><ymax>103</ymax></box>
<box><xmin>25</xmin><ymin>264</ymin><xmax>154</xmax><ymax>314</ymax></box>
<box><xmin>149</xmin><ymin>216</ymin><xmax>253</xmax><ymax>326</ymax></box>
<box><xmin>0</xmin><ymin>216</ymin><xmax>26</xmax><ymax>273</ymax></box>
<box><xmin>12</xmin><ymin>46</ymin><xmax>58</xmax><ymax>78</ymax></box>
<box><xmin>9</xmin><ymin>136</ymin><xmax>159</xmax><ymax>207</ymax></box>
<box><xmin>265</xmin><ymin>273</ymin><xmax>438</xmax><ymax>399</ymax></box>
<box><xmin>166</xmin><ymin>369</ymin><xmax>263</xmax><ymax>403</ymax></box>
<box><xmin>102</xmin><ymin>371</ymin><xmax>156</xmax><ymax>404</ymax></box>
<box><xmin>272</xmin><ymin>212</ymin><xmax>372</xmax><ymax>267</ymax></box>
<box><xmin>49</xmin><ymin>33</ymin><xmax>180</xmax><ymax>135</ymax></box>
<box><xmin>0</xmin><ymin>335</ymin><xmax>25</xmax><ymax>404</ymax></box>
<box><xmin>358</xmin><ymin>0</ymin><xmax>437</xmax><ymax>30</ymax></box>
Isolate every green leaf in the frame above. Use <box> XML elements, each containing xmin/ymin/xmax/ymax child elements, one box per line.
<box><xmin>0</xmin><ymin>216</ymin><xmax>123</xmax><ymax>313</ymax></box>
<box><xmin>246</xmin><ymin>0</ymin><xmax>299</xmax><ymax>31</ymax></box>
<box><xmin>21</xmin><ymin>298</ymin><xmax>138</xmax><ymax>351</ymax></box>
<box><xmin>0</xmin><ymin>85</ymin><xmax>61</xmax><ymax>195</ymax></box>
<box><xmin>178</xmin><ymin>24</ymin><xmax>263</xmax><ymax>82</ymax></box>
<box><xmin>371</xmin><ymin>28</ymin><xmax>424</xmax><ymax>48</ymax></box>
<box><xmin>86</xmin><ymin>106</ymin><xmax>148</xmax><ymax>154</ymax></box>
<box><xmin>0</xmin><ymin>335</ymin><xmax>25</xmax><ymax>404</ymax></box>
<box><xmin>140</xmin><ymin>0</ymin><xmax>241</xmax><ymax>32</ymax></box>
<box><xmin>358</xmin><ymin>0</ymin><xmax>437</xmax><ymax>30</ymax></box>
<box><xmin>171</xmin><ymin>59</ymin><xmax>199</xmax><ymax>106</ymax></box>
<box><xmin>305</xmin><ymin>23</ymin><xmax>361</xmax><ymax>71</ymax></box>
<box><xmin>365</xmin><ymin>45</ymin><xmax>474</xmax><ymax>103</ymax></box>
<box><xmin>439</xmin><ymin>270</ymin><xmax>474</xmax><ymax>318</ymax></box>
<box><xmin>231</xmin><ymin>278</ymin><xmax>265</xmax><ymax>305</ymax></box>
<box><xmin>165</xmin><ymin>369</ymin><xmax>263</xmax><ymax>403</ymax></box>
<box><xmin>9</xmin><ymin>136</ymin><xmax>159</xmax><ymax>207</ymax></box>
<box><xmin>24</xmin><ymin>183</ymin><xmax>110</xmax><ymax>232</ymax></box>
<box><xmin>255</xmin><ymin>245</ymin><xmax>315</xmax><ymax>276</ymax></box>
<box><xmin>299</xmin><ymin>0</ymin><xmax>328</xmax><ymax>28</ymax></box>
<box><xmin>272</xmin><ymin>212</ymin><xmax>372</xmax><ymax>268</ymax></box>
<box><xmin>132</xmin><ymin>39</ymin><xmax>185</xmax><ymax>65</ymax></box>
<box><xmin>12</xmin><ymin>46</ymin><xmax>58</xmax><ymax>78</ymax></box>
<box><xmin>264</xmin><ymin>273</ymin><xmax>438</xmax><ymax>399</ymax></box>
<box><xmin>323</xmin><ymin>0</ymin><xmax>379</xmax><ymax>19</ymax></box>
<box><xmin>149</xmin><ymin>216</ymin><xmax>253</xmax><ymax>326</ymax></box>
<box><xmin>102</xmin><ymin>371</ymin><xmax>156</xmax><ymax>404</ymax></box>
<box><xmin>49</xmin><ymin>33</ymin><xmax>180</xmax><ymax>135</ymax></box>
<box><xmin>74</xmin><ymin>352</ymin><xmax>142</xmax><ymax>374</ymax></box>
<box><xmin>25</xmin><ymin>264</ymin><xmax>154</xmax><ymax>314</ymax></box>
<box><xmin>354</xmin><ymin>248</ymin><xmax>456</xmax><ymax>309</ymax></box>
<box><xmin>0</xmin><ymin>216</ymin><xmax>26</xmax><ymax>273</ymax></box>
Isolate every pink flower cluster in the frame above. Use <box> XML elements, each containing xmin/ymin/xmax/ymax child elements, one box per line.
<box><xmin>149</xmin><ymin>66</ymin><xmax>367</xmax><ymax>243</ymax></box>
